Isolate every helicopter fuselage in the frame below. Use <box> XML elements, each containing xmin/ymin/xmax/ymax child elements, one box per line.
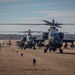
<box><xmin>44</xmin><ymin>28</ymin><xmax>64</xmax><ymax>53</ymax></box>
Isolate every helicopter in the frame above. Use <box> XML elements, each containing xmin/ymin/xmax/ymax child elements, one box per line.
<box><xmin>16</xmin><ymin>29</ymin><xmax>42</xmax><ymax>50</ymax></box>
<box><xmin>34</xmin><ymin>19</ymin><xmax>75</xmax><ymax>53</ymax></box>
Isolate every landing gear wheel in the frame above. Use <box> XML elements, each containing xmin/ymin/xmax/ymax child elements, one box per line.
<box><xmin>59</xmin><ymin>49</ymin><xmax>63</xmax><ymax>54</ymax></box>
<box><xmin>49</xmin><ymin>48</ymin><xmax>51</xmax><ymax>52</ymax></box>
<box><xmin>64</xmin><ymin>45</ymin><xmax>68</xmax><ymax>49</ymax></box>
<box><xmin>44</xmin><ymin>48</ymin><xmax>47</xmax><ymax>53</ymax></box>
<box><xmin>24</xmin><ymin>46</ymin><xmax>26</xmax><ymax>50</ymax></box>
<box><xmin>34</xmin><ymin>47</ymin><xmax>36</xmax><ymax>50</ymax></box>
<box><xmin>70</xmin><ymin>45</ymin><xmax>74</xmax><ymax>48</ymax></box>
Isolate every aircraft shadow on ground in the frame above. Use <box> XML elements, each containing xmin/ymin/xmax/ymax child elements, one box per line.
<box><xmin>56</xmin><ymin>52</ymin><xmax>75</xmax><ymax>55</ymax></box>
<box><xmin>63</xmin><ymin>48</ymin><xmax>75</xmax><ymax>50</ymax></box>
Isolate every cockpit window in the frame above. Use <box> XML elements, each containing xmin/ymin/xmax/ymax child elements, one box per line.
<box><xmin>51</xmin><ymin>33</ymin><xmax>59</xmax><ymax>36</ymax></box>
<box><xmin>51</xmin><ymin>30</ymin><xmax>59</xmax><ymax>36</ymax></box>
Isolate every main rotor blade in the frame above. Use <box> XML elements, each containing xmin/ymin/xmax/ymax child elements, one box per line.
<box><xmin>55</xmin><ymin>23</ymin><xmax>63</xmax><ymax>25</ymax></box>
<box><xmin>18</xmin><ymin>31</ymin><xmax>43</xmax><ymax>33</ymax></box>
<box><xmin>42</xmin><ymin>20</ymin><xmax>75</xmax><ymax>25</ymax></box>
<box><xmin>0</xmin><ymin>31</ymin><xmax>42</xmax><ymax>33</ymax></box>
<box><xmin>55</xmin><ymin>25</ymin><xmax>62</xmax><ymax>28</ymax></box>
<box><xmin>0</xmin><ymin>31</ymin><xmax>20</xmax><ymax>33</ymax></box>
<box><xmin>62</xmin><ymin>24</ymin><xmax>75</xmax><ymax>25</ymax></box>
<box><xmin>0</xmin><ymin>23</ymin><xmax>46</xmax><ymax>25</ymax></box>
<box><xmin>42</xmin><ymin>20</ymin><xmax>52</xmax><ymax>25</ymax></box>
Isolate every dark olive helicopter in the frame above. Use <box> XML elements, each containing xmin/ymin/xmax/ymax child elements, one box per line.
<box><xmin>34</xmin><ymin>19</ymin><xmax>75</xmax><ymax>53</ymax></box>
<box><xmin>16</xmin><ymin>30</ymin><xmax>42</xmax><ymax>50</ymax></box>
<box><xmin>42</xmin><ymin>19</ymin><xmax>65</xmax><ymax>53</ymax></box>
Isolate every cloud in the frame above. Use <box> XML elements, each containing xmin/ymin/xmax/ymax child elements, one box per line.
<box><xmin>35</xmin><ymin>10</ymin><xmax>75</xmax><ymax>17</ymax></box>
<box><xmin>34</xmin><ymin>10</ymin><xmax>75</xmax><ymax>23</ymax></box>
<box><xmin>16</xmin><ymin>10</ymin><xmax>75</xmax><ymax>23</ymax></box>
<box><xmin>0</xmin><ymin>0</ymin><xmax>33</xmax><ymax>3</ymax></box>
<box><xmin>0</xmin><ymin>0</ymin><xmax>75</xmax><ymax>24</ymax></box>
<box><xmin>0</xmin><ymin>0</ymin><xmax>17</xmax><ymax>2</ymax></box>
<box><xmin>18</xmin><ymin>17</ymin><xmax>44</xmax><ymax>23</ymax></box>
<box><xmin>0</xmin><ymin>1</ymin><xmax>60</xmax><ymax>8</ymax></box>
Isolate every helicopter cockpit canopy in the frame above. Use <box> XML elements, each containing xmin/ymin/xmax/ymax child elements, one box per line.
<box><xmin>27</xmin><ymin>34</ymin><xmax>33</xmax><ymax>42</ymax></box>
<box><xmin>51</xmin><ymin>30</ymin><xmax>59</xmax><ymax>37</ymax></box>
<box><xmin>49</xmin><ymin>29</ymin><xmax>59</xmax><ymax>39</ymax></box>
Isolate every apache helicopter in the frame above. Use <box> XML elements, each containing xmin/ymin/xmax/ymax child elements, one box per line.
<box><xmin>16</xmin><ymin>29</ymin><xmax>42</xmax><ymax>50</ymax></box>
<box><xmin>34</xmin><ymin>19</ymin><xmax>75</xmax><ymax>53</ymax></box>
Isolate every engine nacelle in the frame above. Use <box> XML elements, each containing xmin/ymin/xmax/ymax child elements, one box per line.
<box><xmin>58</xmin><ymin>32</ymin><xmax>64</xmax><ymax>39</ymax></box>
<box><xmin>42</xmin><ymin>32</ymin><xmax>48</xmax><ymax>40</ymax></box>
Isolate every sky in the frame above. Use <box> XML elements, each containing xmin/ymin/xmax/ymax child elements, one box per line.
<box><xmin>0</xmin><ymin>0</ymin><xmax>75</xmax><ymax>34</ymax></box>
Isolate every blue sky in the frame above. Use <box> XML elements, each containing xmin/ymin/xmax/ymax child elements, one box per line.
<box><xmin>0</xmin><ymin>0</ymin><xmax>75</xmax><ymax>34</ymax></box>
